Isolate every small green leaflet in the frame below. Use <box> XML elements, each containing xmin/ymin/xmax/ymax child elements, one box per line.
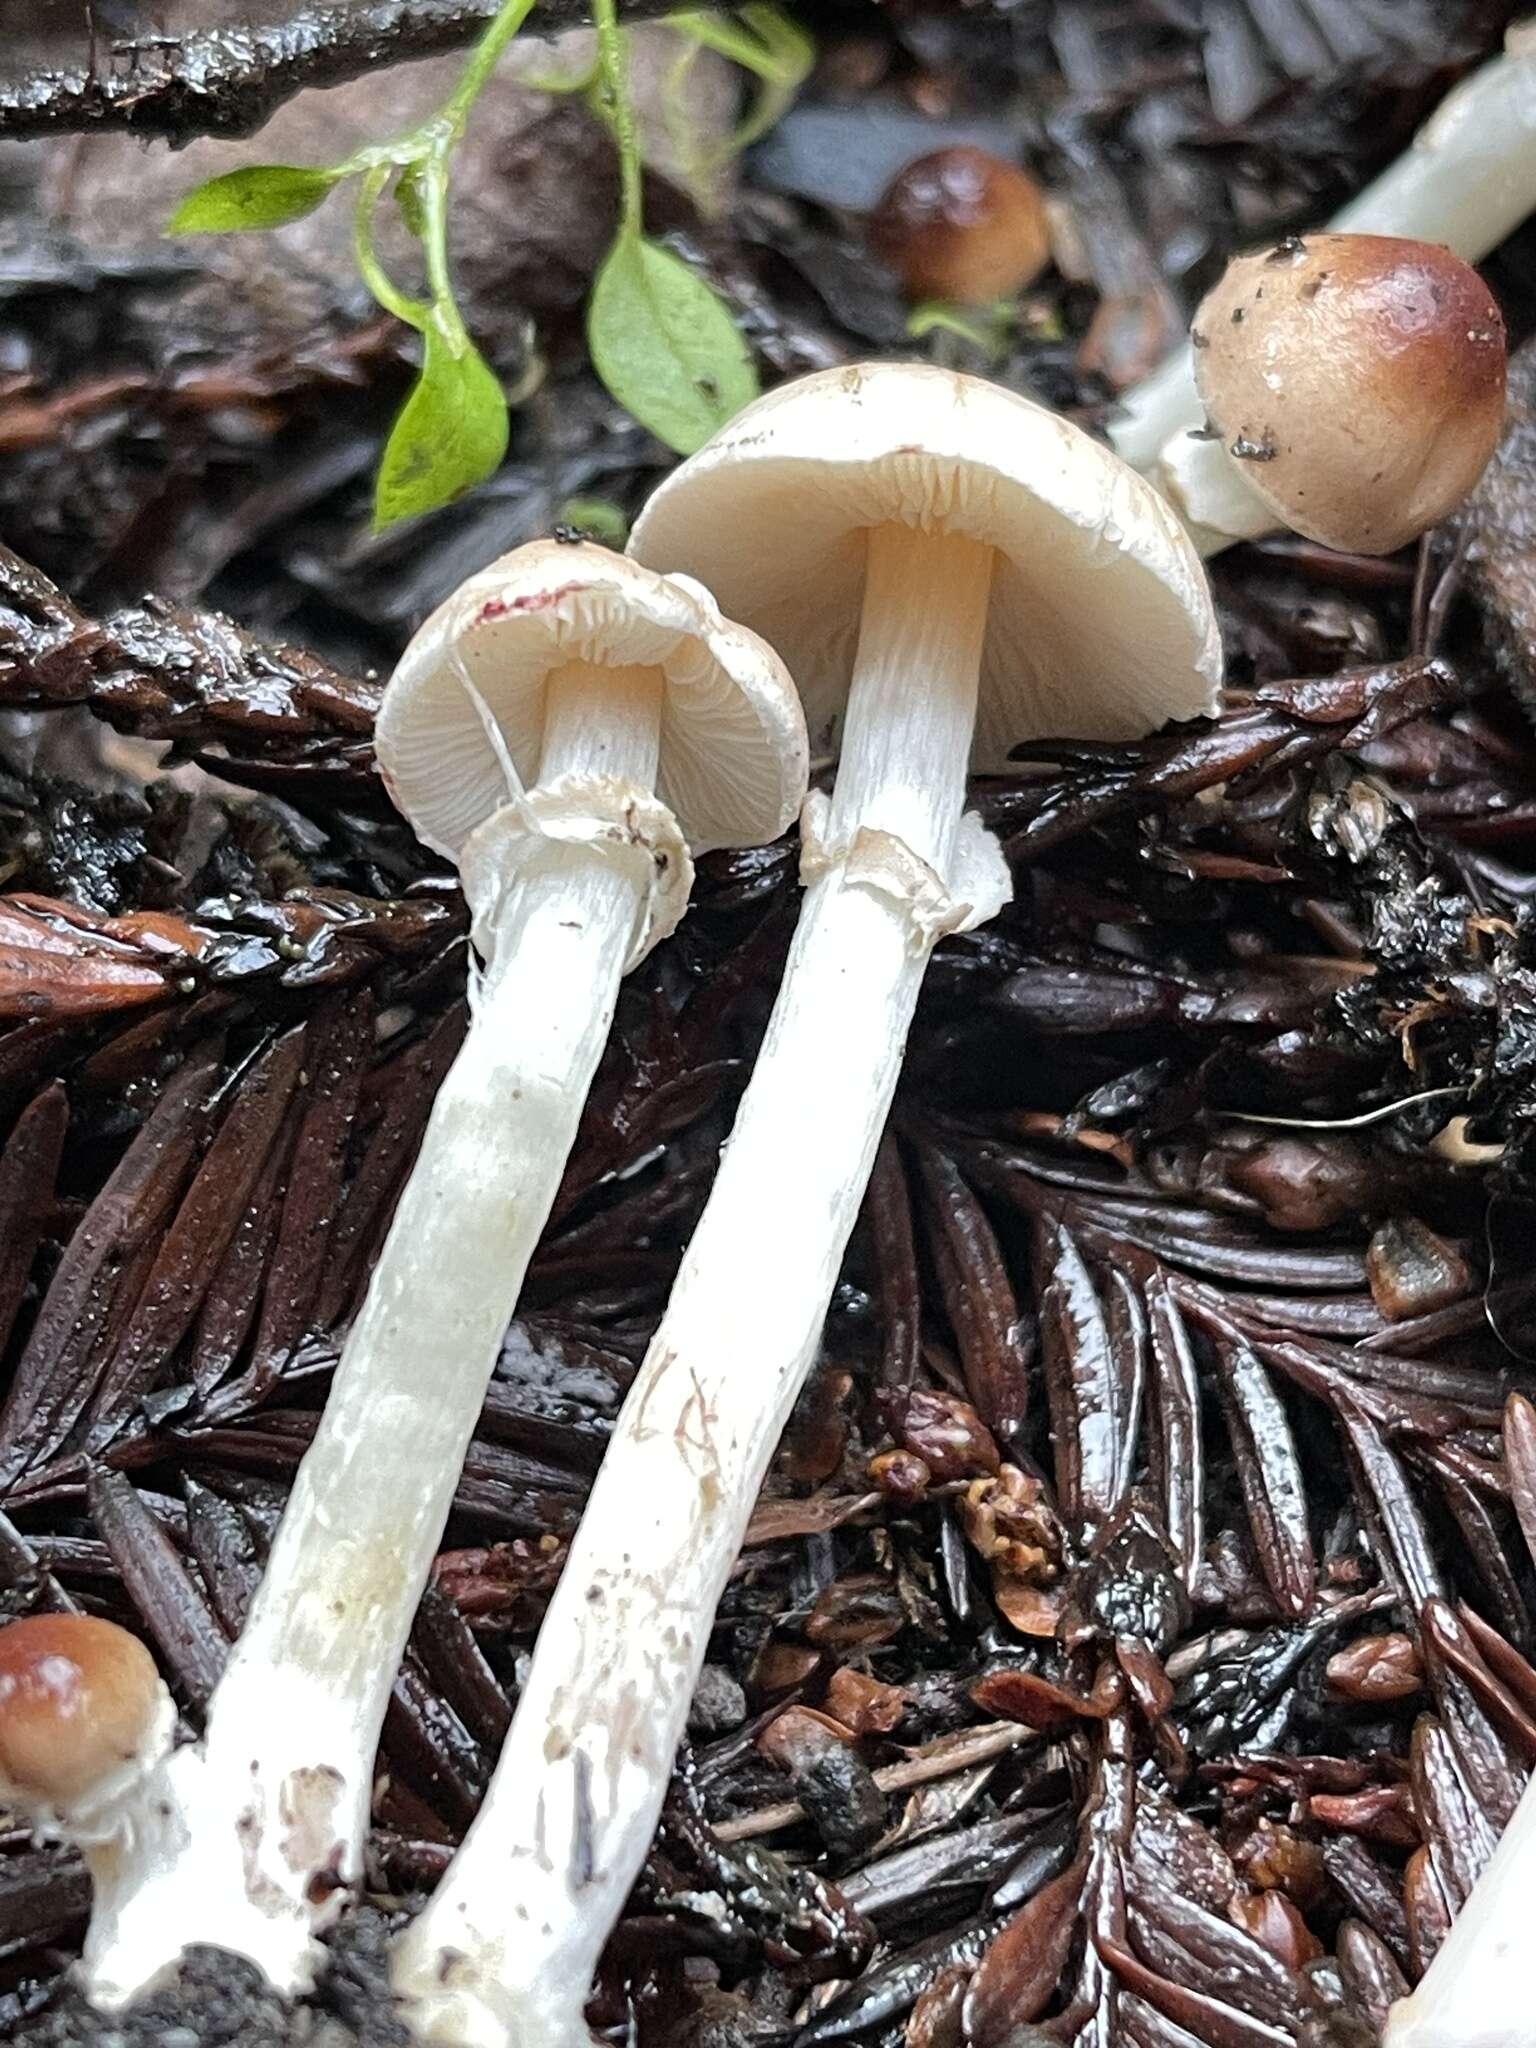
<box><xmin>556</xmin><ymin>496</ymin><xmax>629</xmax><ymax>547</ymax></box>
<box><xmin>588</xmin><ymin>233</ymin><xmax>758</xmax><ymax>455</ymax></box>
<box><xmin>373</xmin><ymin>324</ymin><xmax>509</xmax><ymax>531</ymax></box>
<box><xmin>167</xmin><ymin>164</ymin><xmax>341</xmax><ymax>234</ymax></box>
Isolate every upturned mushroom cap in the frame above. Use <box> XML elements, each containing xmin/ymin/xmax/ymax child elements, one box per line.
<box><xmin>627</xmin><ymin>362</ymin><xmax>1221</xmax><ymax>762</ymax></box>
<box><xmin>0</xmin><ymin>1615</ymin><xmax>172</xmax><ymax>1821</ymax></box>
<box><xmin>376</xmin><ymin>541</ymin><xmax>807</xmax><ymax>859</ymax></box>
<box><xmin>1191</xmin><ymin>233</ymin><xmax>1507</xmax><ymax>555</ymax></box>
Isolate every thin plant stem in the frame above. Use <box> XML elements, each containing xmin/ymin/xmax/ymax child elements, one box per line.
<box><xmin>593</xmin><ymin>0</ymin><xmax>644</xmax><ymax>237</ymax></box>
<box><xmin>445</xmin><ymin>0</ymin><xmax>542</xmax><ymax>126</ymax></box>
<box><xmin>348</xmin><ymin>0</ymin><xmax>540</xmax><ymax>343</ymax></box>
<box><xmin>353</xmin><ymin>164</ymin><xmax>429</xmax><ymax>327</ymax></box>
<box><xmin>420</xmin><ymin>154</ymin><xmax>465</xmax><ymax>344</ymax></box>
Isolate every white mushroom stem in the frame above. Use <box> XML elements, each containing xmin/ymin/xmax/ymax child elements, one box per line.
<box><xmin>72</xmin><ymin>1750</ymin><xmax>200</xmax><ymax>2005</ymax></box>
<box><xmin>82</xmin><ymin>664</ymin><xmax>672</xmax><ymax>2007</ymax></box>
<box><xmin>541</xmin><ymin>660</ymin><xmax>663</xmax><ymax>784</ymax></box>
<box><xmin>390</xmin><ymin>525</ymin><xmax>998</xmax><ymax>2048</ymax></box>
<box><xmin>1109</xmin><ymin>20</ymin><xmax>1536</xmax><ymax>548</ymax></box>
<box><xmin>1383</xmin><ymin>1767</ymin><xmax>1536</xmax><ymax>2048</ymax></box>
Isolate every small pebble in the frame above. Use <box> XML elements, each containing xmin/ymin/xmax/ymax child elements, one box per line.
<box><xmin>687</xmin><ymin>1662</ymin><xmax>748</xmax><ymax>1738</ymax></box>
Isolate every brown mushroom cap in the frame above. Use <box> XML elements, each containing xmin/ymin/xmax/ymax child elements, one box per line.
<box><xmin>0</xmin><ymin>1614</ymin><xmax>166</xmax><ymax>1815</ymax></box>
<box><xmin>868</xmin><ymin>146</ymin><xmax>1051</xmax><ymax>305</ymax></box>
<box><xmin>1191</xmin><ymin>233</ymin><xmax>1506</xmax><ymax>554</ymax></box>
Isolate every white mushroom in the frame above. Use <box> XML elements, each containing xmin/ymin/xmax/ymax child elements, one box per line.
<box><xmin>1176</xmin><ymin>233</ymin><xmax>1505</xmax><ymax>556</ymax></box>
<box><xmin>77</xmin><ymin>542</ymin><xmax>806</xmax><ymax>2008</ymax></box>
<box><xmin>0</xmin><ymin>1615</ymin><xmax>177</xmax><ymax>1993</ymax></box>
<box><xmin>389</xmin><ymin>361</ymin><xmax>1220</xmax><ymax>2048</ymax></box>
<box><xmin>1109</xmin><ymin>19</ymin><xmax>1536</xmax><ymax>545</ymax></box>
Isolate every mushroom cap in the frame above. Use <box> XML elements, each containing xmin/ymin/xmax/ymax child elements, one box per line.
<box><xmin>868</xmin><ymin>147</ymin><xmax>1052</xmax><ymax>305</ymax></box>
<box><xmin>1191</xmin><ymin>233</ymin><xmax>1507</xmax><ymax>555</ymax></box>
<box><xmin>628</xmin><ymin>362</ymin><xmax>1221</xmax><ymax>765</ymax></box>
<box><xmin>0</xmin><ymin>1615</ymin><xmax>169</xmax><ymax>1817</ymax></box>
<box><xmin>376</xmin><ymin>541</ymin><xmax>808</xmax><ymax>860</ymax></box>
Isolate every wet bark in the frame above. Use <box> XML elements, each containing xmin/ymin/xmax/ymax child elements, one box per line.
<box><xmin>0</xmin><ymin>0</ymin><xmax>676</xmax><ymax>144</ymax></box>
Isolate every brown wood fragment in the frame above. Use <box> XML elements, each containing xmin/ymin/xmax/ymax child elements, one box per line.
<box><xmin>0</xmin><ymin>1045</ymin><xmax>222</xmax><ymax>1489</ymax></box>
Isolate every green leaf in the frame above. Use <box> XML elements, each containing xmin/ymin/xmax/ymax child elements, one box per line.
<box><xmin>907</xmin><ymin>299</ymin><xmax>1013</xmax><ymax>358</ymax></box>
<box><xmin>373</xmin><ymin>324</ymin><xmax>509</xmax><ymax>530</ymax></box>
<box><xmin>168</xmin><ymin>164</ymin><xmax>341</xmax><ymax>234</ymax></box>
<box><xmin>556</xmin><ymin>496</ymin><xmax>629</xmax><ymax>547</ymax></box>
<box><xmin>587</xmin><ymin>233</ymin><xmax>758</xmax><ymax>455</ymax></box>
<box><xmin>667</xmin><ymin>6</ymin><xmax>814</xmax><ymax>166</ymax></box>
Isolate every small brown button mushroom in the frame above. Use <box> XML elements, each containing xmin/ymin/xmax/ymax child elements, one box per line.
<box><xmin>869</xmin><ymin>146</ymin><xmax>1051</xmax><ymax>304</ymax></box>
<box><xmin>0</xmin><ymin>1615</ymin><xmax>168</xmax><ymax>1822</ymax></box>
<box><xmin>1192</xmin><ymin>233</ymin><xmax>1506</xmax><ymax>554</ymax></box>
<box><xmin>0</xmin><ymin>1615</ymin><xmax>179</xmax><ymax>2015</ymax></box>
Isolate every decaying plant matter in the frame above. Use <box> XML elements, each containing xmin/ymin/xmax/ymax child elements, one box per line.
<box><xmin>4</xmin><ymin>540</ymin><xmax>1536</xmax><ymax>2047</ymax></box>
<box><xmin>1</xmin><ymin>5</ymin><xmax>1536</xmax><ymax>2047</ymax></box>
